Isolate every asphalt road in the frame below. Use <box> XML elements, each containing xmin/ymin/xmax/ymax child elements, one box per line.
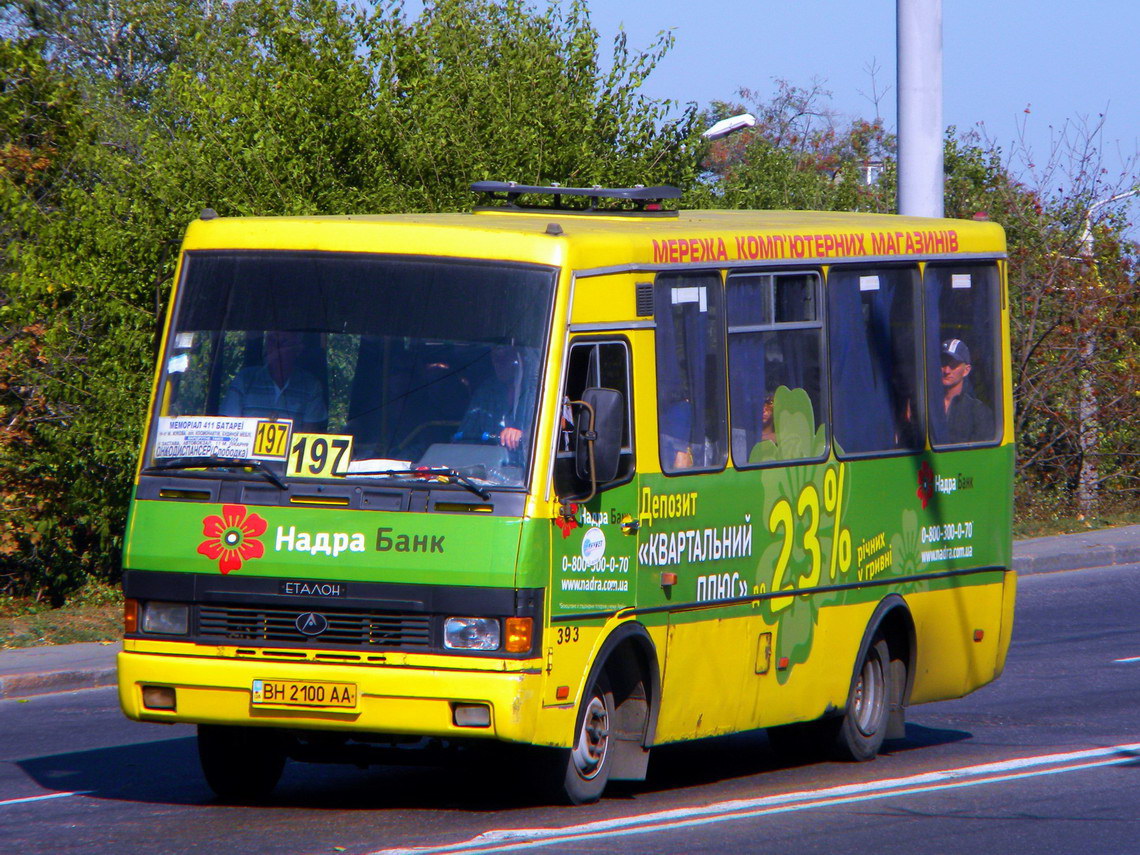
<box><xmin>1</xmin><ymin>562</ymin><xmax>1137</xmax><ymax>855</ymax></box>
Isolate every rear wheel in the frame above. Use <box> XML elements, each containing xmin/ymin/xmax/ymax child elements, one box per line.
<box><xmin>197</xmin><ymin>724</ymin><xmax>286</xmax><ymax>802</ymax></box>
<box><xmin>834</xmin><ymin>636</ymin><xmax>892</xmax><ymax>761</ymax></box>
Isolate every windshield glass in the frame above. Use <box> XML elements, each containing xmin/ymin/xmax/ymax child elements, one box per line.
<box><xmin>148</xmin><ymin>250</ymin><xmax>556</xmax><ymax>489</ymax></box>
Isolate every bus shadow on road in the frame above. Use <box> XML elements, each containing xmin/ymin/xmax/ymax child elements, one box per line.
<box><xmin>12</xmin><ymin>734</ymin><xmax>585</xmax><ymax>811</ymax></box>
<box><xmin>15</xmin><ymin>722</ymin><xmax>973</xmax><ymax>810</ymax></box>
<box><xmin>17</xmin><ymin>734</ymin><xmax>213</xmax><ymax>805</ymax></box>
<box><xmin>887</xmin><ymin>722</ymin><xmax>974</xmax><ymax>751</ymax></box>
<box><xmin>628</xmin><ymin>723</ymin><xmax>972</xmax><ymax>795</ymax></box>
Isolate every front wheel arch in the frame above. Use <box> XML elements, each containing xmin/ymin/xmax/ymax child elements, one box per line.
<box><xmin>573</xmin><ymin>620</ymin><xmax>660</xmax><ymax>782</ymax></box>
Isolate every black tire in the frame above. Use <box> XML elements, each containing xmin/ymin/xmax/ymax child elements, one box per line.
<box><xmin>551</xmin><ymin>671</ymin><xmax>616</xmax><ymax>805</ymax></box>
<box><xmin>197</xmin><ymin>724</ymin><xmax>286</xmax><ymax>802</ymax></box>
<box><xmin>834</xmin><ymin>636</ymin><xmax>892</xmax><ymax>761</ymax></box>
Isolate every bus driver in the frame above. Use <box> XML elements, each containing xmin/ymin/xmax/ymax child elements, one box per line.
<box><xmin>455</xmin><ymin>344</ymin><xmax>528</xmax><ymax>452</ymax></box>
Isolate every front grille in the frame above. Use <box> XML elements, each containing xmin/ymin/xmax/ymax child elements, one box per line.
<box><xmin>198</xmin><ymin>604</ymin><xmax>432</xmax><ymax>649</ymax></box>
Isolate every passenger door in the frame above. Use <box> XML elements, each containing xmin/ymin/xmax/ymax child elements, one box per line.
<box><xmin>550</xmin><ymin>338</ymin><xmax>639</xmax><ymax>618</ymax></box>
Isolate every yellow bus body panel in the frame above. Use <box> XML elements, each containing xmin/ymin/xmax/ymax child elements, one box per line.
<box><xmin>906</xmin><ymin>577</ymin><xmax>1007</xmax><ymax>703</ymax></box>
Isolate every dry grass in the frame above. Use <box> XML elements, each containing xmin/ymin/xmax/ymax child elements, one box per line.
<box><xmin>1012</xmin><ymin>509</ymin><xmax>1140</xmax><ymax>540</ymax></box>
<box><xmin>0</xmin><ymin>581</ymin><xmax>123</xmax><ymax>649</ymax></box>
<box><xmin>0</xmin><ymin>604</ymin><xmax>122</xmax><ymax>648</ymax></box>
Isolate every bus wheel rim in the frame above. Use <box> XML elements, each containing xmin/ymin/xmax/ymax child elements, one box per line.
<box><xmin>853</xmin><ymin>654</ymin><xmax>884</xmax><ymax>736</ymax></box>
<box><xmin>571</xmin><ymin>695</ymin><xmax>610</xmax><ymax>780</ymax></box>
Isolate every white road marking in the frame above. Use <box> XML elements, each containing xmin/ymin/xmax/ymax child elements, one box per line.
<box><xmin>0</xmin><ymin>790</ymin><xmax>90</xmax><ymax>808</ymax></box>
<box><xmin>372</xmin><ymin>742</ymin><xmax>1140</xmax><ymax>855</ymax></box>
<box><xmin>1113</xmin><ymin>656</ymin><xmax>1140</xmax><ymax>663</ymax></box>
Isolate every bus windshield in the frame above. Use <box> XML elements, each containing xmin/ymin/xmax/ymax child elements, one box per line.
<box><xmin>148</xmin><ymin>250</ymin><xmax>556</xmax><ymax>489</ymax></box>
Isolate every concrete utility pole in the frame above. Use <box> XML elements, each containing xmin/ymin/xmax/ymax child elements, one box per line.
<box><xmin>897</xmin><ymin>0</ymin><xmax>943</xmax><ymax>218</ymax></box>
<box><xmin>1075</xmin><ymin>188</ymin><xmax>1140</xmax><ymax>518</ymax></box>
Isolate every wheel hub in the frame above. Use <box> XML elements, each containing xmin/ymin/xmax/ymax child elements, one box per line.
<box><xmin>853</xmin><ymin>655</ymin><xmax>884</xmax><ymax>737</ymax></box>
<box><xmin>570</xmin><ymin>695</ymin><xmax>610</xmax><ymax>779</ymax></box>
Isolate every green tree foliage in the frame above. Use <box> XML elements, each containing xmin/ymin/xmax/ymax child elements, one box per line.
<box><xmin>692</xmin><ymin>81</ymin><xmax>894</xmax><ymax>213</ymax></box>
<box><xmin>941</xmin><ymin>126</ymin><xmax>1140</xmax><ymax>518</ymax></box>
<box><xmin>0</xmin><ymin>0</ymin><xmax>697</xmax><ymax>598</ymax></box>
<box><xmin>0</xmin><ymin>36</ymin><xmax>112</xmax><ymax>596</ymax></box>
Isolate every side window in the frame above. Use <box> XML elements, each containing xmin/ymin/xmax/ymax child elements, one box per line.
<box><xmin>554</xmin><ymin>340</ymin><xmax>634</xmax><ymax>493</ymax></box>
<box><xmin>828</xmin><ymin>265</ymin><xmax>923</xmax><ymax>456</ymax></box>
<box><xmin>727</xmin><ymin>271</ymin><xmax>826</xmax><ymax>465</ymax></box>
<box><xmin>655</xmin><ymin>272</ymin><xmax>727</xmax><ymax>474</ymax></box>
<box><xmin>925</xmin><ymin>264</ymin><xmax>1001</xmax><ymax>446</ymax></box>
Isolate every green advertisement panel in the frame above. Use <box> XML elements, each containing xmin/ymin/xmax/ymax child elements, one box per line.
<box><xmin>124</xmin><ymin>500</ymin><xmax>526</xmax><ymax>589</ymax></box>
<box><xmin>549</xmin><ymin>397</ymin><xmax>1014</xmax><ymax>678</ymax></box>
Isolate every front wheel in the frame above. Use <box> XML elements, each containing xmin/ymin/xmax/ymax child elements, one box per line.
<box><xmin>834</xmin><ymin>636</ymin><xmax>892</xmax><ymax>761</ymax></box>
<box><xmin>197</xmin><ymin>724</ymin><xmax>286</xmax><ymax>802</ymax></box>
<box><xmin>540</xmin><ymin>672</ymin><xmax>616</xmax><ymax>805</ymax></box>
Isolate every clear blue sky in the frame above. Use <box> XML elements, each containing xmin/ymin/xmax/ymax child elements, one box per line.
<box><xmin>588</xmin><ymin>0</ymin><xmax>1139</xmax><ymax>198</ymax></box>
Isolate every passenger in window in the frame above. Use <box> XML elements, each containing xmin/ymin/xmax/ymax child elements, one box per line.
<box><xmin>744</xmin><ymin>393</ymin><xmax>780</xmax><ymax>464</ymax></box>
<box><xmin>760</xmin><ymin>394</ymin><xmax>777</xmax><ymax>443</ymax></box>
<box><xmin>660</xmin><ymin>398</ymin><xmax>694</xmax><ymax>470</ymax></box>
<box><xmin>941</xmin><ymin>338</ymin><xmax>993</xmax><ymax>443</ymax></box>
<box><xmin>221</xmin><ymin>330</ymin><xmax>327</xmax><ymax>432</ymax></box>
<box><xmin>456</xmin><ymin>344</ymin><xmax>527</xmax><ymax>451</ymax></box>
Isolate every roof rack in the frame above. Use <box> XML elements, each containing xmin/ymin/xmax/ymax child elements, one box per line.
<box><xmin>471</xmin><ymin>181</ymin><xmax>681</xmax><ymax>217</ymax></box>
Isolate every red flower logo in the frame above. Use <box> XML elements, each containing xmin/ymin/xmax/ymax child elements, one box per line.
<box><xmin>917</xmin><ymin>461</ymin><xmax>934</xmax><ymax>509</ymax></box>
<box><xmin>198</xmin><ymin>504</ymin><xmax>267</xmax><ymax>574</ymax></box>
<box><xmin>555</xmin><ymin>503</ymin><xmax>580</xmax><ymax>539</ymax></box>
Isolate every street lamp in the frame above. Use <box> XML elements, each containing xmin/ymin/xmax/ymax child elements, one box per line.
<box><xmin>701</xmin><ymin>114</ymin><xmax>757</xmax><ymax>141</ymax></box>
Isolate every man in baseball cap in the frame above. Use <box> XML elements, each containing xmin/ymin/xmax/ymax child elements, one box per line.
<box><xmin>942</xmin><ymin>338</ymin><xmax>970</xmax><ymax>366</ymax></box>
<box><xmin>940</xmin><ymin>338</ymin><xmax>992</xmax><ymax>443</ymax></box>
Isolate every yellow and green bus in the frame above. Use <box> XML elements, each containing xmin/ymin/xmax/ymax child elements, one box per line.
<box><xmin>118</xmin><ymin>183</ymin><xmax>1015</xmax><ymax>804</ymax></box>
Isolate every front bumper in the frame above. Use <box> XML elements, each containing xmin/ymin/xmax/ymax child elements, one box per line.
<box><xmin>118</xmin><ymin>643</ymin><xmax>555</xmax><ymax>745</ymax></box>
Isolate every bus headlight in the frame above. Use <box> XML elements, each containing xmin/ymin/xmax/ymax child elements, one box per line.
<box><xmin>443</xmin><ymin>617</ymin><xmax>501</xmax><ymax>651</ymax></box>
<box><xmin>142</xmin><ymin>602</ymin><xmax>190</xmax><ymax>635</ymax></box>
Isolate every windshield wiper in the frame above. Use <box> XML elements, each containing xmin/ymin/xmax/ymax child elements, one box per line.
<box><xmin>143</xmin><ymin>458</ymin><xmax>288</xmax><ymax>490</ymax></box>
<box><xmin>353</xmin><ymin>467</ymin><xmax>492</xmax><ymax>501</ymax></box>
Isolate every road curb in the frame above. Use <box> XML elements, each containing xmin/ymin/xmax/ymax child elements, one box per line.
<box><xmin>1012</xmin><ymin>535</ymin><xmax>1140</xmax><ymax>576</ymax></box>
<box><xmin>0</xmin><ymin>665</ymin><xmax>118</xmax><ymax>700</ymax></box>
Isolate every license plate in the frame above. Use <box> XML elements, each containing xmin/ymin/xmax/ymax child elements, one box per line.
<box><xmin>251</xmin><ymin>679</ymin><xmax>358</xmax><ymax>709</ymax></box>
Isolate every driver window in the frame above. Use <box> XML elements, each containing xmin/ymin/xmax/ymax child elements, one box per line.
<box><xmin>554</xmin><ymin>340</ymin><xmax>634</xmax><ymax>494</ymax></box>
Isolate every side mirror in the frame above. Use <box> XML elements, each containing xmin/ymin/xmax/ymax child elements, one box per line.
<box><xmin>575</xmin><ymin>387</ymin><xmax>624</xmax><ymax>485</ymax></box>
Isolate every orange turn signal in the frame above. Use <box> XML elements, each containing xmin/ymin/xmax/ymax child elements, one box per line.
<box><xmin>505</xmin><ymin>617</ymin><xmax>533</xmax><ymax>653</ymax></box>
<box><xmin>124</xmin><ymin>598</ymin><xmax>139</xmax><ymax>634</ymax></box>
